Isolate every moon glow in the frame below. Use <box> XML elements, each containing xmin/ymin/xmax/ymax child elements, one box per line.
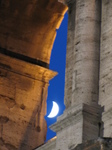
<box><xmin>47</xmin><ymin>101</ymin><xmax>59</xmax><ymax>118</ymax></box>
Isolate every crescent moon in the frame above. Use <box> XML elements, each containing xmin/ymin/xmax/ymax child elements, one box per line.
<box><xmin>47</xmin><ymin>101</ymin><xmax>59</xmax><ymax>118</ymax></box>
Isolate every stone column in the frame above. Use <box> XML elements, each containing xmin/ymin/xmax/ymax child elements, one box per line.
<box><xmin>65</xmin><ymin>0</ymin><xmax>101</xmax><ymax>108</ymax></box>
<box><xmin>0</xmin><ymin>53</ymin><xmax>56</xmax><ymax>150</ymax></box>
<box><xmin>51</xmin><ymin>0</ymin><xmax>102</xmax><ymax>149</ymax></box>
<box><xmin>64</xmin><ymin>0</ymin><xmax>76</xmax><ymax>108</ymax></box>
<box><xmin>99</xmin><ymin>0</ymin><xmax>112</xmax><ymax>137</ymax></box>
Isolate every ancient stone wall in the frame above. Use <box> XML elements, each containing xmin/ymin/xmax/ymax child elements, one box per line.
<box><xmin>1</xmin><ymin>0</ymin><xmax>112</xmax><ymax>149</ymax></box>
<box><xmin>0</xmin><ymin>53</ymin><xmax>56</xmax><ymax>150</ymax></box>
<box><xmin>0</xmin><ymin>0</ymin><xmax>67</xmax><ymax>149</ymax></box>
<box><xmin>35</xmin><ymin>137</ymin><xmax>112</xmax><ymax>150</ymax></box>
<box><xmin>73</xmin><ymin>138</ymin><xmax>112</xmax><ymax>150</ymax></box>
<box><xmin>99</xmin><ymin>0</ymin><xmax>112</xmax><ymax>138</ymax></box>
<box><xmin>65</xmin><ymin>0</ymin><xmax>101</xmax><ymax>108</ymax></box>
<box><xmin>0</xmin><ymin>0</ymin><xmax>67</xmax><ymax>64</ymax></box>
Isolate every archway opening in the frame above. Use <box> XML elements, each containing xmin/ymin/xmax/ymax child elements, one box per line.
<box><xmin>45</xmin><ymin>12</ymin><xmax>68</xmax><ymax>141</ymax></box>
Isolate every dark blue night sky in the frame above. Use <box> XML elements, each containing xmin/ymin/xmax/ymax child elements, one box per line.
<box><xmin>44</xmin><ymin>12</ymin><xmax>68</xmax><ymax>141</ymax></box>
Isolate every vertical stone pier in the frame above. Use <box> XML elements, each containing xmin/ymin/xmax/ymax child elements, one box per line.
<box><xmin>99</xmin><ymin>0</ymin><xmax>112</xmax><ymax>137</ymax></box>
<box><xmin>50</xmin><ymin>0</ymin><xmax>102</xmax><ymax>149</ymax></box>
<box><xmin>0</xmin><ymin>53</ymin><xmax>57</xmax><ymax>150</ymax></box>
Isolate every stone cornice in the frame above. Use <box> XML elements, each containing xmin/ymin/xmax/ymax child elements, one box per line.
<box><xmin>0</xmin><ymin>53</ymin><xmax>57</xmax><ymax>83</ymax></box>
<box><xmin>50</xmin><ymin>103</ymin><xmax>101</xmax><ymax>132</ymax></box>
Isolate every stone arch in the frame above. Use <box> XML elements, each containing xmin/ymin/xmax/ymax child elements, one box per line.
<box><xmin>0</xmin><ymin>0</ymin><xmax>67</xmax><ymax>65</ymax></box>
<box><xmin>0</xmin><ymin>0</ymin><xmax>67</xmax><ymax>150</ymax></box>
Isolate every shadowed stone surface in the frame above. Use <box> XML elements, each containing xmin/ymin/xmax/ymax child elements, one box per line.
<box><xmin>73</xmin><ymin>138</ymin><xmax>112</xmax><ymax>150</ymax></box>
<box><xmin>99</xmin><ymin>0</ymin><xmax>112</xmax><ymax>138</ymax></box>
<box><xmin>35</xmin><ymin>138</ymin><xmax>112</xmax><ymax>150</ymax></box>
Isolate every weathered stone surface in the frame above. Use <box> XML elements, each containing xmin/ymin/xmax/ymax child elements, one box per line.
<box><xmin>50</xmin><ymin>104</ymin><xmax>101</xmax><ymax>150</ymax></box>
<box><xmin>36</xmin><ymin>137</ymin><xmax>112</xmax><ymax>150</ymax></box>
<box><xmin>64</xmin><ymin>0</ymin><xmax>101</xmax><ymax>108</ymax></box>
<box><xmin>99</xmin><ymin>0</ymin><xmax>112</xmax><ymax>138</ymax></box>
<box><xmin>0</xmin><ymin>0</ymin><xmax>67</xmax><ymax>64</ymax></box>
<box><xmin>2</xmin><ymin>0</ymin><xmax>112</xmax><ymax>149</ymax></box>
<box><xmin>35</xmin><ymin>137</ymin><xmax>56</xmax><ymax>150</ymax></box>
<box><xmin>72</xmin><ymin>138</ymin><xmax>112</xmax><ymax>150</ymax></box>
<box><xmin>0</xmin><ymin>53</ymin><xmax>57</xmax><ymax>149</ymax></box>
<box><xmin>0</xmin><ymin>0</ymin><xmax>67</xmax><ymax>149</ymax></box>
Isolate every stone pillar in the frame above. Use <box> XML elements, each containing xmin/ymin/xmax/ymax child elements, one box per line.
<box><xmin>64</xmin><ymin>0</ymin><xmax>76</xmax><ymax>108</ymax></box>
<box><xmin>0</xmin><ymin>53</ymin><xmax>56</xmax><ymax>150</ymax></box>
<box><xmin>99</xmin><ymin>0</ymin><xmax>112</xmax><ymax>137</ymax></box>
<box><xmin>65</xmin><ymin>0</ymin><xmax>101</xmax><ymax>108</ymax></box>
<box><xmin>50</xmin><ymin>0</ymin><xmax>102</xmax><ymax>149</ymax></box>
